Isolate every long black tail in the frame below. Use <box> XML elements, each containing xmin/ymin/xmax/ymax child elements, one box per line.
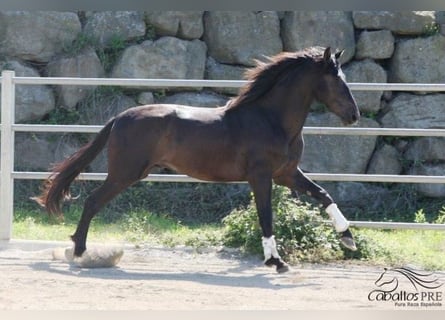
<box><xmin>33</xmin><ymin>118</ymin><xmax>116</xmax><ymax>216</ymax></box>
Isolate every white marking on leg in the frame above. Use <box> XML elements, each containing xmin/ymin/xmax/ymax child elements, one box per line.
<box><xmin>262</xmin><ymin>235</ymin><xmax>280</xmax><ymax>261</ymax></box>
<box><xmin>326</xmin><ymin>203</ymin><xmax>349</xmax><ymax>232</ymax></box>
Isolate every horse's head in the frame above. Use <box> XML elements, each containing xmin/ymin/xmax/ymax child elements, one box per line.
<box><xmin>314</xmin><ymin>47</ymin><xmax>360</xmax><ymax>125</ymax></box>
<box><xmin>375</xmin><ymin>268</ymin><xmax>397</xmax><ymax>288</ymax></box>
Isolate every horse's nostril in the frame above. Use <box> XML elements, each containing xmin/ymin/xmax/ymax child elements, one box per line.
<box><xmin>352</xmin><ymin>114</ymin><xmax>357</xmax><ymax>122</ymax></box>
<box><xmin>351</xmin><ymin>112</ymin><xmax>359</xmax><ymax>123</ymax></box>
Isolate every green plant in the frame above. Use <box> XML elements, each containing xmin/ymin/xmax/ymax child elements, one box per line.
<box><xmin>414</xmin><ymin>208</ymin><xmax>427</xmax><ymax>223</ymax></box>
<box><xmin>0</xmin><ymin>61</ymin><xmax>15</xmax><ymax>71</ymax></box>
<box><xmin>145</xmin><ymin>23</ymin><xmax>156</xmax><ymax>40</ymax></box>
<box><xmin>361</xmin><ymin>111</ymin><xmax>379</xmax><ymax>120</ymax></box>
<box><xmin>422</xmin><ymin>22</ymin><xmax>440</xmax><ymax>37</ymax></box>
<box><xmin>222</xmin><ymin>185</ymin><xmax>343</xmax><ymax>263</ymax></box>
<box><xmin>122</xmin><ymin>211</ymin><xmax>177</xmax><ymax>243</ymax></box>
<box><xmin>62</xmin><ymin>33</ymin><xmax>97</xmax><ymax>56</ymax></box>
<box><xmin>40</xmin><ymin>106</ymin><xmax>80</xmax><ymax>124</ymax></box>
<box><xmin>434</xmin><ymin>206</ymin><xmax>445</xmax><ymax>224</ymax></box>
<box><xmin>153</xmin><ymin>90</ymin><xmax>167</xmax><ymax>100</ymax></box>
<box><xmin>75</xmin><ymin>85</ymin><xmax>125</xmax><ymax>123</ymax></box>
<box><xmin>96</xmin><ymin>34</ymin><xmax>128</xmax><ymax>73</ymax></box>
<box><xmin>121</xmin><ymin>210</ymin><xmax>223</xmax><ymax>247</ymax></box>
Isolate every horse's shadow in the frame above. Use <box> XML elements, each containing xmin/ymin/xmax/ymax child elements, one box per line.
<box><xmin>29</xmin><ymin>256</ymin><xmax>316</xmax><ymax>290</ymax></box>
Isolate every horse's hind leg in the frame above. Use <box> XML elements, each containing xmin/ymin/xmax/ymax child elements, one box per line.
<box><xmin>71</xmin><ymin>156</ymin><xmax>154</xmax><ymax>257</ymax></box>
<box><xmin>71</xmin><ymin>177</ymin><xmax>137</xmax><ymax>257</ymax></box>
<box><xmin>274</xmin><ymin>167</ymin><xmax>357</xmax><ymax>251</ymax></box>
<box><xmin>71</xmin><ymin>120</ymin><xmax>159</xmax><ymax>257</ymax></box>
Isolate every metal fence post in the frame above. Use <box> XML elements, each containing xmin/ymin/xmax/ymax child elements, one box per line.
<box><xmin>1</xmin><ymin>71</ymin><xmax>15</xmax><ymax>240</ymax></box>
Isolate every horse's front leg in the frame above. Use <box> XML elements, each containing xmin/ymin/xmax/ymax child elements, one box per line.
<box><xmin>248</xmin><ymin>174</ymin><xmax>289</xmax><ymax>273</ymax></box>
<box><xmin>274</xmin><ymin>167</ymin><xmax>357</xmax><ymax>251</ymax></box>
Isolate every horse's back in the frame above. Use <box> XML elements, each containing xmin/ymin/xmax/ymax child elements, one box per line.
<box><xmin>107</xmin><ymin>103</ymin><xmax>244</xmax><ymax>180</ymax></box>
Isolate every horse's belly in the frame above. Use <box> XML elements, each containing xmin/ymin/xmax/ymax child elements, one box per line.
<box><xmin>161</xmin><ymin>148</ymin><xmax>246</xmax><ymax>182</ymax></box>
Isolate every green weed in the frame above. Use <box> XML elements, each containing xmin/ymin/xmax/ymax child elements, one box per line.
<box><xmin>222</xmin><ymin>185</ymin><xmax>343</xmax><ymax>263</ymax></box>
<box><xmin>422</xmin><ymin>22</ymin><xmax>441</xmax><ymax>37</ymax></box>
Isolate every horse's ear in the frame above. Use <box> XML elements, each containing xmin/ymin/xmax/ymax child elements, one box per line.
<box><xmin>335</xmin><ymin>50</ymin><xmax>345</xmax><ymax>60</ymax></box>
<box><xmin>323</xmin><ymin>47</ymin><xmax>332</xmax><ymax>62</ymax></box>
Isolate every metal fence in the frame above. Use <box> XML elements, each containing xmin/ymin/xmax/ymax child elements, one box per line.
<box><xmin>1</xmin><ymin>70</ymin><xmax>445</xmax><ymax>240</ymax></box>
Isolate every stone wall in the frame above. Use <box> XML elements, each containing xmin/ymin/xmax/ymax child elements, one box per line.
<box><xmin>1</xmin><ymin>11</ymin><xmax>445</xmax><ymax>213</ymax></box>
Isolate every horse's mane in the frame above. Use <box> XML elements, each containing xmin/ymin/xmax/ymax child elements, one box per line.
<box><xmin>227</xmin><ymin>47</ymin><xmax>326</xmax><ymax>110</ymax></box>
<box><xmin>390</xmin><ymin>267</ymin><xmax>443</xmax><ymax>291</ymax></box>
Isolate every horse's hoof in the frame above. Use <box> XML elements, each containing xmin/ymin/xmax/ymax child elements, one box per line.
<box><xmin>264</xmin><ymin>257</ymin><xmax>290</xmax><ymax>273</ymax></box>
<box><xmin>340</xmin><ymin>229</ymin><xmax>357</xmax><ymax>251</ymax></box>
<box><xmin>340</xmin><ymin>236</ymin><xmax>357</xmax><ymax>251</ymax></box>
<box><xmin>265</xmin><ymin>257</ymin><xmax>278</xmax><ymax>267</ymax></box>
<box><xmin>73</xmin><ymin>247</ymin><xmax>87</xmax><ymax>257</ymax></box>
<box><xmin>276</xmin><ymin>263</ymin><xmax>289</xmax><ymax>273</ymax></box>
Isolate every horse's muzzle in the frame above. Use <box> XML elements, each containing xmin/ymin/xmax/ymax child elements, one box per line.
<box><xmin>350</xmin><ymin>110</ymin><xmax>360</xmax><ymax>124</ymax></box>
<box><xmin>343</xmin><ymin>109</ymin><xmax>360</xmax><ymax>125</ymax></box>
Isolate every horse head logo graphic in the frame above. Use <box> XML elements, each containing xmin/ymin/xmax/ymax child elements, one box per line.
<box><xmin>374</xmin><ymin>267</ymin><xmax>443</xmax><ymax>293</ymax></box>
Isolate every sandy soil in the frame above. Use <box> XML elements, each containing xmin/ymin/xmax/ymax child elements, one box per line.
<box><xmin>0</xmin><ymin>239</ymin><xmax>443</xmax><ymax>310</ymax></box>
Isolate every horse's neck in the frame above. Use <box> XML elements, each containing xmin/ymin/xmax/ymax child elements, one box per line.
<box><xmin>260</xmin><ymin>86</ymin><xmax>313</xmax><ymax>140</ymax></box>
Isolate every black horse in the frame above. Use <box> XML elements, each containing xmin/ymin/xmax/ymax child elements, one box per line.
<box><xmin>35</xmin><ymin>46</ymin><xmax>360</xmax><ymax>273</ymax></box>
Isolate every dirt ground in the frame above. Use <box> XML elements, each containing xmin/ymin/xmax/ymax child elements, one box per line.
<box><xmin>0</xmin><ymin>239</ymin><xmax>444</xmax><ymax>310</ymax></box>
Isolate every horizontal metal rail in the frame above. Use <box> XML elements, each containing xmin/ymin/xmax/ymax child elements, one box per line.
<box><xmin>347</xmin><ymin>221</ymin><xmax>445</xmax><ymax>230</ymax></box>
<box><xmin>306</xmin><ymin>173</ymin><xmax>445</xmax><ymax>184</ymax></box>
<box><xmin>7</xmin><ymin>76</ymin><xmax>445</xmax><ymax>92</ymax></box>
<box><xmin>7</xmin><ymin>124</ymin><xmax>445</xmax><ymax>137</ymax></box>
<box><xmin>13</xmin><ymin>172</ymin><xmax>208</xmax><ymax>182</ymax></box>
<box><xmin>348</xmin><ymin>83</ymin><xmax>445</xmax><ymax>92</ymax></box>
<box><xmin>11</xmin><ymin>172</ymin><xmax>445</xmax><ymax>184</ymax></box>
<box><xmin>13</xmin><ymin>77</ymin><xmax>246</xmax><ymax>88</ymax></box>
<box><xmin>302</xmin><ymin>127</ymin><xmax>445</xmax><ymax>137</ymax></box>
<box><xmin>12</xmin><ymin>124</ymin><xmax>104</xmax><ymax>133</ymax></box>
